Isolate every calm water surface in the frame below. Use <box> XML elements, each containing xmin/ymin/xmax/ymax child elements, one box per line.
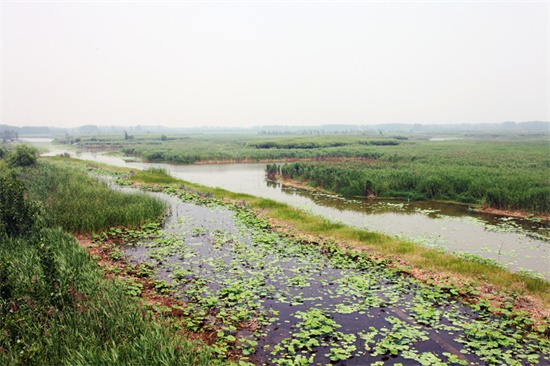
<box><xmin>43</xmin><ymin>148</ymin><xmax>549</xmax><ymax>280</ymax></box>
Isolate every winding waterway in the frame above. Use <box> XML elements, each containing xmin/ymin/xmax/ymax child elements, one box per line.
<box><xmin>41</xmin><ymin>146</ymin><xmax>549</xmax><ymax>280</ymax></box>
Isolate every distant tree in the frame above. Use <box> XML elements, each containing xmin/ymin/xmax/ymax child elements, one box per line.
<box><xmin>161</xmin><ymin>134</ymin><xmax>168</xmax><ymax>141</ymax></box>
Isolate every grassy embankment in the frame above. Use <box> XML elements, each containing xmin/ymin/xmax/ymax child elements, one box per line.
<box><xmin>249</xmin><ymin>196</ymin><xmax>550</xmax><ymax>310</ymax></box>
<box><xmin>1</xmin><ymin>155</ymin><xmax>219</xmax><ymax>365</ymax></box>
<box><xmin>55</xmin><ymin>156</ymin><xmax>550</xmax><ymax>312</ymax></box>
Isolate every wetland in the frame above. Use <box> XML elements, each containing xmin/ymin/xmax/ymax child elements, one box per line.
<box><xmin>8</xmin><ymin>132</ymin><xmax>548</xmax><ymax>365</ymax></box>
<box><xmin>117</xmin><ymin>186</ymin><xmax>549</xmax><ymax>365</ymax></box>
<box><xmin>44</xmin><ymin>147</ymin><xmax>550</xmax><ymax>280</ymax></box>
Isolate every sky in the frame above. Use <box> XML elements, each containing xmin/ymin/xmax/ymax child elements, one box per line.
<box><xmin>1</xmin><ymin>1</ymin><xmax>548</xmax><ymax>128</ymax></box>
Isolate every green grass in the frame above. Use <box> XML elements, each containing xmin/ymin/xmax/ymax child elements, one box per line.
<box><xmin>130</xmin><ymin>167</ymin><xmax>179</xmax><ymax>184</ymax></box>
<box><xmin>0</xmin><ymin>227</ymin><xmax>218</xmax><ymax>366</ymax></box>
<box><xmin>18</xmin><ymin>161</ymin><xmax>167</xmax><ymax>232</ymax></box>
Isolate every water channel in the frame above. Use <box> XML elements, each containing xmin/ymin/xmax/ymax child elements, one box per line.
<box><xmin>40</xmin><ymin>145</ymin><xmax>549</xmax><ymax>280</ymax></box>
<box><xmin>123</xmin><ymin>190</ymin><xmax>494</xmax><ymax>365</ymax></box>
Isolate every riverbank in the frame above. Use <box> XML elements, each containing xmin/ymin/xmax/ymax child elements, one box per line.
<box><xmin>275</xmin><ymin>175</ymin><xmax>550</xmax><ymax>221</ymax></box>
<box><xmin>75</xmin><ymin>234</ymin><xmax>227</xmax><ymax>356</ymax></box>
<box><xmin>478</xmin><ymin>206</ymin><xmax>550</xmax><ymax>221</ymax></box>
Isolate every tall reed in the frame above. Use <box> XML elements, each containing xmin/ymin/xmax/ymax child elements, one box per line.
<box><xmin>19</xmin><ymin>161</ymin><xmax>166</xmax><ymax>232</ymax></box>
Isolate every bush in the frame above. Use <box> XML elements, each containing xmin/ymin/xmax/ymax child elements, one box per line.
<box><xmin>0</xmin><ymin>176</ymin><xmax>40</xmax><ymax>237</ymax></box>
<box><xmin>8</xmin><ymin>145</ymin><xmax>37</xmax><ymax>167</ymax></box>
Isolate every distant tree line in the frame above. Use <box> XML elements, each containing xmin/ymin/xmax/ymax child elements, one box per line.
<box><xmin>1</xmin><ymin>129</ymin><xmax>18</xmax><ymax>142</ymax></box>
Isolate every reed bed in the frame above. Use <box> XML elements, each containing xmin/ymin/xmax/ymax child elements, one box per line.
<box><xmin>277</xmin><ymin>138</ymin><xmax>550</xmax><ymax>214</ymax></box>
<box><xmin>19</xmin><ymin>161</ymin><xmax>166</xmax><ymax>232</ymax></box>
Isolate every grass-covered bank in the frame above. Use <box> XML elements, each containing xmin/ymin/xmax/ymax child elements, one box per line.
<box><xmin>0</xmin><ymin>153</ymin><xmax>219</xmax><ymax>365</ymax></box>
<box><xmin>250</xmin><ymin>196</ymin><xmax>550</xmax><ymax>308</ymax></box>
<box><xmin>19</xmin><ymin>161</ymin><xmax>167</xmax><ymax>232</ymax></box>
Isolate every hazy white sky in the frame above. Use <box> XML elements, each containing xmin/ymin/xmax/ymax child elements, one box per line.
<box><xmin>1</xmin><ymin>1</ymin><xmax>548</xmax><ymax>128</ymax></box>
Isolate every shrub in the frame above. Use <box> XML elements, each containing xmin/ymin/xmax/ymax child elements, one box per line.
<box><xmin>8</xmin><ymin>145</ymin><xmax>37</xmax><ymax>167</ymax></box>
<box><xmin>0</xmin><ymin>176</ymin><xmax>40</xmax><ymax>237</ymax></box>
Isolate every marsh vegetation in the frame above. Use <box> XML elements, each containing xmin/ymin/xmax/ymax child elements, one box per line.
<box><xmin>116</xmin><ymin>186</ymin><xmax>550</xmax><ymax>365</ymax></box>
<box><xmin>272</xmin><ymin>137</ymin><xmax>549</xmax><ymax>214</ymax></box>
<box><xmin>60</xmin><ymin>131</ymin><xmax>549</xmax><ymax>215</ymax></box>
<box><xmin>3</xmin><ymin>132</ymin><xmax>549</xmax><ymax>365</ymax></box>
